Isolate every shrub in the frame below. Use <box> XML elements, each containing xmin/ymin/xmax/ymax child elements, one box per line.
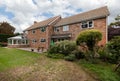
<box><xmin>64</xmin><ymin>54</ymin><xmax>76</xmax><ymax>61</ymax></box>
<box><xmin>107</xmin><ymin>36</ymin><xmax>120</xmax><ymax>64</ymax></box>
<box><xmin>76</xmin><ymin>29</ymin><xmax>102</xmax><ymax>51</ymax></box>
<box><xmin>71</xmin><ymin>49</ymin><xmax>85</xmax><ymax>59</ymax></box>
<box><xmin>98</xmin><ymin>46</ymin><xmax>109</xmax><ymax>62</ymax></box>
<box><xmin>0</xmin><ymin>42</ymin><xmax>7</xmax><ymax>47</ymax></box>
<box><xmin>76</xmin><ymin>29</ymin><xmax>102</xmax><ymax>60</ymax></box>
<box><xmin>48</xmin><ymin>40</ymin><xmax>77</xmax><ymax>55</ymax></box>
<box><xmin>48</xmin><ymin>44</ymin><xmax>60</xmax><ymax>54</ymax></box>
<box><xmin>46</xmin><ymin>53</ymin><xmax>65</xmax><ymax>59</ymax></box>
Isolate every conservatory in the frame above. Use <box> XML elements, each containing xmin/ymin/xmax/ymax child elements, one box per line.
<box><xmin>8</xmin><ymin>35</ymin><xmax>29</xmax><ymax>48</ymax></box>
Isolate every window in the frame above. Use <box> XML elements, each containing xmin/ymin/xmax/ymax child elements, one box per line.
<box><xmin>81</xmin><ymin>21</ymin><xmax>88</xmax><ymax>28</ymax></box>
<box><xmin>32</xmin><ymin>39</ymin><xmax>37</xmax><ymax>43</ymax></box>
<box><xmin>32</xmin><ymin>30</ymin><xmax>35</xmax><ymax>34</ymax></box>
<box><xmin>81</xmin><ymin>20</ymin><xmax>93</xmax><ymax>28</ymax></box>
<box><xmin>40</xmin><ymin>38</ymin><xmax>46</xmax><ymax>42</ymax></box>
<box><xmin>40</xmin><ymin>27</ymin><xmax>46</xmax><ymax>32</ymax></box>
<box><xmin>54</xmin><ymin>27</ymin><xmax>59</xmax><ymax>32</ymax></box>
<box><xmin>88</xmin><ymin>21</ymin><xmax>93</xmax><ymax>28</ymax></box>
<box><xmin>63</xmin><ymin>25</ymin><xmax>69</xmax><ymax>31</ymax></box>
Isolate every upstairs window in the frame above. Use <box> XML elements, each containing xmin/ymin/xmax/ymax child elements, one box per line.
<box><xmin>63</xmin><ymin>25</ymin><xmax>69</xmax><ymax>31</ymax></box>
<box><xmin>32</xmin><ymin>30</ymin><xmax>35</xmax><ymax>34</ymax></box>
<box><xmin>40</xmin><ymin>38</ymin><xmax>46</xmax><ymax>42</ymax></box>
<box><xmin>25</xmin><ymin>31</ymin><xmax>28</xmax><ymax>34</ymax></box>
<box><xmin>81</xmin><ymin>21</ymin><xmax>88</xmax><ymax>28</ymax></box>
<box><xmin>40</xmin><ymin>27</ymin><xmax>46</xmax><ymax>32</ymax></box>
<box><xmin>81</xmin><ymin>20</ymin><xmax>93</xmax><ymax>28</ymax></box>
<box><xmin>54</xmin><ymin>27</ymin><xmax>59</xmax><ymax>32</ymax></box>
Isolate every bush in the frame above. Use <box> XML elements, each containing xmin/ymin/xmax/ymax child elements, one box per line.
<box><xmin>71</xmin><ymin>49</ymin><xmax>85</xmax><ymax>59</ymax></box>
<box><xmin>98</xmin><ymin>46</ymin><xmax>109</xmax><ymax>62</ymax></box>
<box><xmin>46</xmin><ymin>53</ymin><xmax>65</xmax><ymax>59</ymax></box>
<box><xmin>64</xmin><ymin>54</ymin><xmax>76</xmax><ymax>61</ymax></box>
<box><xmin>0</xmin><ymin>42</ymin><xmax>7</xmax><ymax>47</ymax></box>
<box><xmin>48</xmin><ymin>40</ymin><xmax>77</xmax><ymax>56</ymax></box>
<box><xmin>107</xmin><ymin>36</ymin><xmax>120</xmax><ymax>64</ymax></box>
<box><xmin>76</xmin><ymin>29</ymin><xmax>102</xmax><ymax>60</ymax></box>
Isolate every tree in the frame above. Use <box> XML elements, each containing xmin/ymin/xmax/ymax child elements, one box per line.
<box><xmin>109</xmin><ymin>15</ymin><xmax>120</xmax><ymax>28</ymax></box>
<box><xmin>107</xmin><ymin>36</ymin><xmax>120</xmax><ymax>63</ymax></box>
<box><xmin>76</xmin><ymin>29</ymin><xmax>102</xmax><ymax>59</ymax></box>
<box><xmin>0</xmin><ymin>22</ymin><xmax>15</xmax><ymax>34</ymax></box>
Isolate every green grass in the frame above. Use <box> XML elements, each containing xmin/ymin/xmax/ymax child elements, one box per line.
<box><xmin>0</xmin><ymin>47</ymin><xmax>39</xmax><ymax>71</ymax></box>
<box><xmin>78</xmin><ymin>59</ymin><xmax>120</xmax><ymax>81</ymax></box>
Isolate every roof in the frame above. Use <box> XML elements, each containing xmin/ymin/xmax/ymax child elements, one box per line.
<box><xmin>55</xmin><ymin>6</ymin><xmax>109</xmax><ymax>27</ymax></box>
<box><xmin>25</xmin><ymin>15</ymin><xmax>61</xmax><ymax>31</ymax></box>
<box><xmin>8</xmin><ymin>35</ymin><xmax>26</xmax><ymax>39</ymax></box>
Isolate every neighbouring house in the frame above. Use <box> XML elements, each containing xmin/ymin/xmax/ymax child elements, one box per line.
<box><xmin>7</xmin><ymin>35</ymin><xmax>29</xmax><ymax>48</ymax></box>
<box><xmin>11</xmin><ymin>6</ymin><xmax>109</xmax><ymax>51</ymax></box>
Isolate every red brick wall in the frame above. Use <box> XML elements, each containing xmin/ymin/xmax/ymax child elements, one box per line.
<box><xmin>53</xmin><ymin>17</ymin><xmax>107</xmax><ymax>45</ymax></box>
<box><xmin>26</xmin><ymin>17</ymin><xmax>61</xmax><ymax>50</ymax></box>
<box><xmin>26</xmin><ymin>17</ymin><xmax>107</xmax><ymax>50</ymax></box>
<box><xmin>27</xmin><ymin>28</ymin><xmax>48</xmax><ymax>50</ymax></box>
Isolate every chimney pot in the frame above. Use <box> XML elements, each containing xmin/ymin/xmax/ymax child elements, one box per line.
<box><xmin>34</xmin><ymin>21</ymin><xmax>37</xmax><ymax>24</ymax></box>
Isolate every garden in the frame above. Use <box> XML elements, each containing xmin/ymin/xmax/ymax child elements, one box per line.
<box><xmin>0</xmin><ymin>29</ymin><xmax>120</xmax><ymax>81</ymax></box>
<box><xmin>47</xmin><ymin>29</ymin><xmax>120</xmax><ymax>81</ymax></box>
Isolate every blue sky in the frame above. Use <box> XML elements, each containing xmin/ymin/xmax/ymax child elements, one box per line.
<box><xmin>0</xmin><ymin>6</ymin><xmax>14</xmax><ymax>19</ymax></box>
<box><xmin>0</xmin><ymin>0</ymin><xmax>120</xmax><ymax>32</ymax></box>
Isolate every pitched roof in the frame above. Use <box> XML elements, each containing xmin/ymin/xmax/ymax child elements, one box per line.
<box><xmin>25</xmin><ymin>15</ymin><xmax>61</xmax><ymax>31</ymax></box>
<box><xmin>55</xmin><ymin>6</ymin><xmax>109</xmax><ymax>27</ymax></box>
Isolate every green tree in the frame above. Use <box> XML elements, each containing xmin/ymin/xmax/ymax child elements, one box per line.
<box><xmin>76</xmin><ymin>29</ymin><xmax>102</xmax><ymax>60</ymax></box>
<box><xmin>107</xmin><ymin>36</ymin><xmax>120</xmax><ymax>63</ymax></box>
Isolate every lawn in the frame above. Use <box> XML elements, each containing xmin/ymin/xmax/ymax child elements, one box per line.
<box><xmin>0</xmin><ymin>47</ymin><xmax>96</xmax><ymax>81</ymax></box>
<box><xmin>0</xmin><ymin>47</ymin><xmax>39</xmax><ymax>71</ymax></box>
<box><xmin>78</xmin><ymin>59</ymin><xmax>120</xmax><ymax>81</ymax></box>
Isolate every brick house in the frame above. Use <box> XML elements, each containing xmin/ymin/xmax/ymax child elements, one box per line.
<box><xmin>24</xmin><ymin>6</ymin><xmax>109</xmax><ymax>51</ymax></box>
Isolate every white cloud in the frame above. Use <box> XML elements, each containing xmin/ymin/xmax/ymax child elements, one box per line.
<box><xmin>0</xmin><ymin>0</ymin><xmax>120</xmax><ymax>33</ymax></box>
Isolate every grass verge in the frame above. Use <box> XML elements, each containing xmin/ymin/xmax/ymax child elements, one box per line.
<box><xmin>78</xmin><ymin>59</ymin><xmax>120</xmax><ymax>81</ymax></box>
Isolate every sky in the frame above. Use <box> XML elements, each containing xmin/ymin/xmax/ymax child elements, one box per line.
<box><xmin>0</xmin><ymin>0</ymin><xmax>120</xmax><ymax>33</ymax></box>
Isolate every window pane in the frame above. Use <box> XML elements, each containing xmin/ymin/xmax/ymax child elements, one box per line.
<box><xmin>40</xmin><ymin>27</ymin><xmax>46</xmax><ymax>32</ymax></box>
<box><xmin>63</xmin><ymin>25</ymin><xmax>69</xmax><ymax>31</ymax></box>
<box><xmin>81</xmin><ymin>21</ymin><xmax>88</xmax><ymax>28</ymax></box>
<box><xmin>54</xmin><ymin>27</ymin><xmax>59</xmax><ymax>32</ymax></box>
<box><xmin>89</xmin><ymin>21</ymin><xmax>93</xmax><ymax>27</ymax></box>
<box><xmin>40</xmin><ymin>38</ymin><xmax>46</xmax><ymax>42</ymax></box>
<box><xmin>32</xmin><ymin>30</ymin><xmax>35</xmax><ymax>33</ymax></box>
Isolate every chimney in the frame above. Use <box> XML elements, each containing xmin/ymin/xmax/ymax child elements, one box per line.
<box><xmin>34</xmin><ymin>21</ymin><xmax>37</xmax><ymax>24</ymax></box>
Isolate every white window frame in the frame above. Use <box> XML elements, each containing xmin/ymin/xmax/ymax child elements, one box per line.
<box><xmin>40</xmin><ymin>38</ymin><xmax>46</xmax><ymax>42</ymax></box>
<box><xmin>32</xmin><ymin>30</ymin><xmax>35</xmax><ymax>34</ymax></box>
<box><xmin>40</xmin><ymin>27</ymin><xmax>46</xmax><ymax>32</ymax></box>
<box><xmin>81</xmin><ymin>20</ymin><xmax>93</xmax><ymax>29</ymax></box>
<box><xmin>63</xmin><ymin>25</ymin><xmax>69</xmax><ymax>31</ymax></box>
<box><xmin>25</xmin><ymin>31</ymin><xmax>28</xmax><ymax>34</ymax></box>
<box><xmin>54</xmin><ymin>27</ymin><xmax>59</xmax><ymax>32</ymax></box>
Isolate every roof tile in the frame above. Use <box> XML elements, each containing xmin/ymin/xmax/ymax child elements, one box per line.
<box><xmin>55</xmin><ymin>6</ymin><xmax>109</xmax><ymax>27</ymax></box>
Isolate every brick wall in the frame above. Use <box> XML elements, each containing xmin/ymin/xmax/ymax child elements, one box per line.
<box><xmin>26</xmin><ymin>17</ymin><xmax>107</xmax><ymax>50</ymax></box>
<box><xmin>27</xmin><ymin>28</ymin><xmax>48</xmax><ymax>50</ymax></box>
<box><xmin>53</xmin><ymin>17</ymin><xmax>107</xmax><ymax>45</ymax></box>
